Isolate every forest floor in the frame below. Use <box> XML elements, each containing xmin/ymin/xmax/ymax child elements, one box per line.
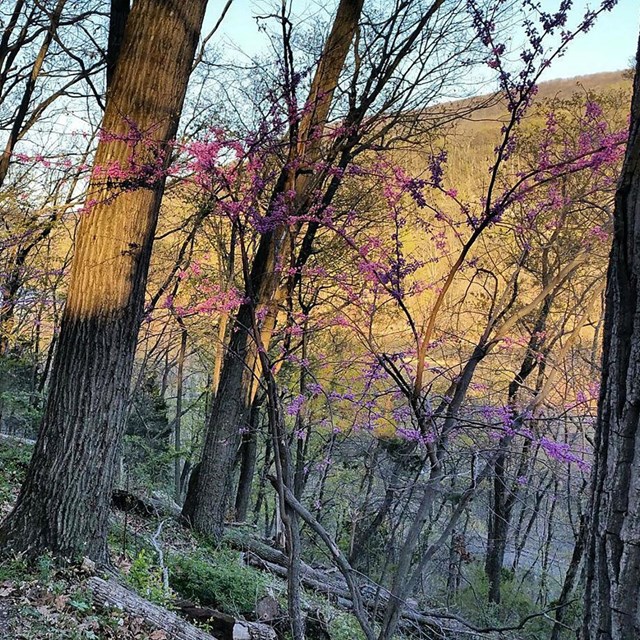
<box><xmin>0</xmin><ymin>438</ymin><xmax>364</xmax><ymax>640</ymax></box>
<box><xmin>0</xmin><ymin>561</ymin><xmax>168</xmax><ymax>639</ymax></box>
<box><xmin>0</xmin><ymin>439</ymin><xmax>176</xmax><ymax>639</ymax></box>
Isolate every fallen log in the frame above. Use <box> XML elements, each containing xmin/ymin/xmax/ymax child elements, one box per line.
<box><xmin>175</xmin><ymin>600</ymin><xmax>276</xmax><ymax>640</ymax></box>
<box><xmin>244</xmin><ymin>552</ymin><xmax>352</xmax><ymax>602</ymax></box>
<box><xmin>88</xmin><ymin>577</ymin><xmax>276</xmax><ymax>640</ymax></box>
<box><xmin>88</xmin><ymin>577</ymin><xmax>219</xmax><ymax>640</ymax></box>
<box><xmin>225</xmin><ymin>530</ymin><xmax>345</xmax><ymax>592</ymax></box>
<box><xmin>0</xmin><ymin>432</ymin><xmax>36</xmax><ymax>446</ymax></box>
<box><xmin>112</xmin><ymin>490</ymin><xmax>157</xmax><ymax>517</ymax></box>
<box><xmin>111</xmin><ymin>489</ymin><xmax>182</xmax><ymax>518</ymax></box>
<box><xmin>240</xmin><ymin>542</ymin><xmax>466</xmax><ymax>638</ymax></box>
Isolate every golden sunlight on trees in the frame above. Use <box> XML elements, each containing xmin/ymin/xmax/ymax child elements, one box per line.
<box><xmin>0</xmin><ymin>0</ymin><xmax>208</xmax><ymax>563</ymax></box>
<box><xmin>0</xmin><ymin>1</ymin><xmax>638</xmax><ymax>639</ymax></box>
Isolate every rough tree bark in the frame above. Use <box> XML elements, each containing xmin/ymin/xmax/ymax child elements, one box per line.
<box><xmin>89</xmin><ymin>576</ymin><xmax>277</xmax><ymax>640</ymax></box>
<box><xmin>107</xmin><ymin>0</ymin><xmax>130</xmax><ymax>89</ymax></box>
<box><xmin>0</xmin><ymin>0</ymin><xmax>208</xmax><ymax>563</ymax></box>
<box><xmin>582</xmin><ymin>33</ymin><xmax>640</xmax><ymax>640</ymax></box>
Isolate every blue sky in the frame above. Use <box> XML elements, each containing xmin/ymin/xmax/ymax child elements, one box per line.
<box><xmin>539</xmin><ymin>0</ymin><xmax>639</xmax><ymax>80</ymax></box>
<box><xmin>205</xmin><ymin>0</ymin><xmax>640</xmax><ymax>82</ymax></box>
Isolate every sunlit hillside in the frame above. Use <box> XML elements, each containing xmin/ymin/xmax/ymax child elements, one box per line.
<box><xmin>1</xmin><ymin>1</ymin><xmax>638</xmax><ymax>637</ymax></box>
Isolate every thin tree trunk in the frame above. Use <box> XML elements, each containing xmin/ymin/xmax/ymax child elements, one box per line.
<box><xmin>254</xmin><ymin>437</ymin><xmax>272</xmax><ymax>528</ymax></box>
<box><xmin>512</xmin><ymin>473</ymin><xmax>551</xmax><ymax>572</ymax></box>
<box><xmin>0</xmin><ymin>0</ymin><xmax>67</xmax><ymax>187</ymax></box>
<box><xmin>235</xmin><ymin>396</ymin><xmax>261</xmax><ymax>522</ymax></box>
<box><xmin>349</xmin><ymin>449</ymin><xmax>406</xmax><ymax>565</ymax></box>
<box><xmin>551</xmin><ymin>515</ymin><xmax>587</xmax><ymax>640</ymax></box>
<box><xmin>174</xmin><ymin>321</ymin><xmax>188</xmax><ymax>502</ymax></box>
<box><xmin>539</xmin><ymin>477</ymin><xmax>559</xmax><ymax>605</ymax></box>
<box><xmin>0</xmin><ymin>0</ymin><xmax>68</xmax><ymax>354</ymax></box>
<box><xmin>0</xmin><ymin>0</ymin><xmax>126</xmax><ymax>354</ymax></box>
<box><xmin>183</xmin><ymin>0</ymin><xmax>364</xmax><ymax>537</ymax></box>
<box><xmin>0</xmin><ymin>0</ymin><xmax>208</xmax><ymax>563</ymax></box>
<box><xmin>0</xmin><ymin>1</ymin><xmax>26</xmax><ymax>96</ymax></box>
<box><xmin>485</xmin><ymin>297</ymin><xmax>550</xmax><ymax>603</ymax></box>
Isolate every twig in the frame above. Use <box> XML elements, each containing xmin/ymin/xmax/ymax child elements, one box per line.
<box><xmin>150</xmin><ymin>519</ymin><xmax>169</xmax><ymax>595</ymax></box>
<box><xmin>268</xmin><ymin>476</ymin><xmax>376</xmax><ymax>640</ymax></box>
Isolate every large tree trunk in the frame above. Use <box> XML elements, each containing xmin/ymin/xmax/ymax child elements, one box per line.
<box><xmin>0</xmin><ymin>0</ymin><xmax>208</xmax><ymax>563</ymax></box>
<box><xmin>183</xmin><ymin>0</ymin><xmax>364</xmax><ymax>538</ymax></box>
<box><xmin>582</xmin><ymin>34</ymin><xmax>640</xmax><ymax>639</ymax></box>
<box><xmin>107</xmin><ymin>0</ymin><xmax>130</xmax><ymax>89</ymax></box>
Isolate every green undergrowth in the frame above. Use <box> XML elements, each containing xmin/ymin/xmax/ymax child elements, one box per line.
<box><xmin>0</xmin><ymin>438</ymin><xmax>31</xmax><ymax>510</ymax></box>
<box><xmin>108</xmin><ymin>517</ymin><xmax>270</xmax><ymax>615</ymax></box>
<box><xmin>169</xmin><ymin>548</ymin><xmax>268</xmax><ymax>615</ymax></box>
<box><xmin>306</xmin><ymin>595</ymin><xmax>369</xmax><ymax>640</ymax></box>
<box><xmin>108</xmin><ymin>520</ymin><xmax>373</xmax><ymax>638</ymax></box>
<box><xmin>452</xmin><ymin>562</ymin><xmax>580</xmax><ymax>639</ymax></box>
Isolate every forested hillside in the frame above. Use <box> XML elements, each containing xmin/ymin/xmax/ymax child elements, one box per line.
<box><xmin>0</xmin><ymin>1</ymin><xmax>638</xmax><ymax>639</ymax></box>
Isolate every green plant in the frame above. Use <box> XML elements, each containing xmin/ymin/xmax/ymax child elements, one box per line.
<box><xmin>453</xmin><ymin>562</ymin><xmax>554</xmax><ymax>636</ymax></box>
<box><xmin>0</xmin><ymin>439</ymin><xmax>32</xmax><ymax>506</ymax></box>
<box><xmin>168</xmin><ymin>549</ymin><xmax>267</xmax><ymax>616</ymax></box>
<box><xmin>127</xmin><ymin>548</ymin><xmax>170</xmax><ymax>605</ymax></box>
<box><xmin>35</xmin><ymin>552</ymin><xmax>54</xmax><ymax>583</ymax></box>
<box><xmin>0</xmin><ymin>553</ymin><xmax>30</xmax><ymax>582</ymax></box>
<box><xmin>68</xmin><ymin>588</ymin><xmax>93</xmax><ymax>614</ymax></box>
<box><xmin>325</xmin><ymin>609</ymin><xmax>367</xmax><ymax>640</ymax></box>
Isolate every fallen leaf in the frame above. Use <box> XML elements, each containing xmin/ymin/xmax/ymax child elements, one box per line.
<box><xmin>54</xmin><ymin>594</ymin><xmax>69</xmax><ymax>611</ymax></box>
<box><xmin>36</xmin><ymin>604</ymin><xmax>52</xmax><ymax>618</ymax></box>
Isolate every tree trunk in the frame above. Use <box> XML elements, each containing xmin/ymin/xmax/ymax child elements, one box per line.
<box><xmin>0</xmin><ymin>255</ymin><xmax>24</xmax><ymax>355</ymax></box>
<box><xmin>88</xmin><ymin>577</ymin><xmax>219</xmax><ymax>640</ymax></box>
<box><xmin>485</xmin><ymin>298</ymin><xmax>550</xmax><ymax>603</ymax></box>
<box><xmin>0</xmin><ymin>0</ymin><xmax>208</xmax><ymax>563</ymax></box>
<box><xmin>107</xmin><ymin>0</ymin><xmax>130</xmax><ymax>89</ymax></box>
<box><xmin>485</xmin><ymin>447</ymin><xmax>509</xmax><ymax>605</ymax></box>
<box><xmin>174</xmin><ymin>321</ymin><xmax>188</xmax><ymax>502</ymax></box>
<box><xmin>0</xmin><ymin>0</ymin><xmax>68</xmax><ymax>354</ymax></box>
<box><xmin>349</xmin><ymin>448</ymin><xmax>407</xmax><ymax>566</ymax></box>
<box><xmin>235</xmin><ymin>396</ymin><xmax>261</xmax><ymax>522</ymax></box>
<box><xmin>551</xmin><ymin>515</ymin><xmax>587</xmax><ymax>640</ymax></box>
<box><xmin>0</xmin><ymin>0</ymin><xmax>67</xmax><ymax>187</ymax></box>
<box><xmin>183</xmin><ymin>0</ymin><xmax>364</xmax><ymax>538</ymax></box>
<box><xmin>583</xmin><ymin>33</ymin><xmax>640</xmax><ymax>639</ymax></box>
